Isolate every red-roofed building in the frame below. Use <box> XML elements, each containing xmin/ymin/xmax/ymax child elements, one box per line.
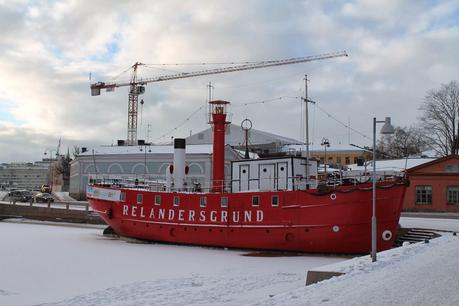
<box><xmin>404</xmin><ymin>155</ymin><xmax>459</xmax><ymax>212</ymax></box>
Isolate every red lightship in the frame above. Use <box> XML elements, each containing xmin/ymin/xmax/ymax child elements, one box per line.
<box><xmin>87</xmin><ymin>100</ymin><xmax>406</xmax><ymax>254</ymax></box>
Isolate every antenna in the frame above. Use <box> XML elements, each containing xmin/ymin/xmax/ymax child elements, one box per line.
<box><xmin>207</xmin><ymin>82</ymin><xmax>214</xmax><ymax>102</ymax></box>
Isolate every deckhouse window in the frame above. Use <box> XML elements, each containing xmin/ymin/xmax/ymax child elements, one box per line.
<box><xmin>200</xmin><ymin>197</ymin><xmax>207</xmax><ymax>208</ymax></box>
<box><xmin>416</xmin><ymin>186</ymin><xmax>432</xmax><ymax>204</ymax></box>
<box><xmin>154</xmin><ymin>195</ymin><xmax>161</xmax><ymax>206</ymax></box>
<box><xmin>221</xmin><ymin>197</ymin><xmax>228</xmax><ymax>208</ymax></box>
<box><xmin>120</xmin><ymin>192</ymin><xmax>126</xmax><ymax>202</ymax></box>
<box><xmin>173</xmin><ymin>196</ymin><xmax>180</xmax><ymax>207</ymax></box>
<box><xmin>137</xmin><ymin>194</ymin><xmax>143</xmax><ymax>204</ymax></box>
<box><xmin>271</xmin><ymin>195</ymin><xmax>279</xmax><ymax>207</ymax></box>
<box><xmin>448</xmin><ymin>186</ymin><xmax>459</xmax><ymax>205</ymax></box>
<box><xmin>252</xmin><ymin>195</ymin><xmax>260</xmax><ymax>207</ymax></box>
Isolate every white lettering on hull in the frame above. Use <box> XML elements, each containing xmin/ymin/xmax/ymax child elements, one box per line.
<box><xmin>244</xmin><ymin>211</ymin><xmax>251</xmax><ymax>222</ymax></box>
<box><xmin>122</xmin><ymin>205</ymin><xmax>264</xmax><ymax>224</ymax></box>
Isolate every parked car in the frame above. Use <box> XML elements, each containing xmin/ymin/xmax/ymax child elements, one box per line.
<box><xmin>34</xmin><ymin>193</ymin><xmax>54</xmax><ymax>203</ymax></box>
<box><xmin>8</xmin><ymin>190</ymin><xmax>33</xmax><ymax>202</ymax></box>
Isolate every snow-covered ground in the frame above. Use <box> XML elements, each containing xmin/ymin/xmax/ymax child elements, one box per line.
<box><xmin>254</xmin><ymin>234</ymin><xmax>459</xmax><ymax>306</ymax></box>
<box><xmin>400</xmin><ymin>216</ymin><xmax>459</xmax><ymax>232</ymax></box>
<box><xmin>0</xmin><ymin>220</ymin><xmax>345</xmax><ymax>306</ymax></box>
<box><xmin>0</xmin><ymin>217</ymin><xmax>458</xmax><ymax>306</ymax></box>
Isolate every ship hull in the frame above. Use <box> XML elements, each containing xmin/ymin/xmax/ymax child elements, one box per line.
<box><xmin>88</xmin><ymin>182</ymin><xmax>406</xmax><ymax>254</ymax></box>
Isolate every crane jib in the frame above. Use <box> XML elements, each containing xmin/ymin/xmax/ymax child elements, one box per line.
<box><xmin>90</xmin><ymin>51</ymin><xmax>348</xmax><ymax>91</ymax></box>
<box><xmin>90</xmin><ymin>50</ymin><xmax>348</xmax><ymax>145</ymax></box>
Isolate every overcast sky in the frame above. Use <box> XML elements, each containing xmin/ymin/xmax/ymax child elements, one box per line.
<box><xmin>0</xmin><ymin>0</ymin><xmax>458</xmax><ymax>163</ymax></box>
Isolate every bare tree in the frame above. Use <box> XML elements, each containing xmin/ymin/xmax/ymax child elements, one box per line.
<box><xmin>419</xmin><ymin>81</ymin><xmax>459</xmax><ymax>156</ymax></box>
<box><xmin>377</xmin><ymin>126</ymin><xmax>427</xmax><ymax>158</ymax></box>
<box><xmin>72</xmin><ymin>146</ymin><xmax>80</xmax><ymax>159</ymax></box>
<box><xmin>54</xmin><ymin>149</ymin><xmax>72</xmax><ymax>191</ymax></box>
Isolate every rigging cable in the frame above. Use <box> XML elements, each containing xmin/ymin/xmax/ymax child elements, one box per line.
<box><xmin>153</xmin><ymin>105</ymin><xmax>205</xmax><ymax>142</ymax></box>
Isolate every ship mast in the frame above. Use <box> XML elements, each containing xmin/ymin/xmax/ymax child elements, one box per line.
<box><xmin>304</xmin><ymin>75</ymin><xmax>309</xmax><ymax>186</ymax></box>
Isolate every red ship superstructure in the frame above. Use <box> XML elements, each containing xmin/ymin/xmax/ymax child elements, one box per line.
<box><xmin>87</xmin><ymin>100</ymin><xmax>406</xmax><ymax>254</ymax></box>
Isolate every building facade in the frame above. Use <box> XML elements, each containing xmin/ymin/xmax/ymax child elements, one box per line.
<box><xmin>403</xmin><ymin>155</ymin><xmax>459</xmax><ymax>212</ymax></box>
<box><xmin>283</xmin><ymin>144</ymin><xmax>371</xmax><ymax>167</ymax></box>
<box><xmin>69</xmin><ymin>144</ymin><xmax>242</xmax><ymax>200</ymax></box>
<box><xmin>0</xmin><ymin>161</ymin><xmax>52</xmax><ymax>190</ymax></box>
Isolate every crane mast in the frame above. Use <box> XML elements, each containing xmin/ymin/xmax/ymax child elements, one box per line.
<box><xmin>90</xmin><ymin>51</ymin><xmax>348</xmax><ymax>145</ymax></box>
<box><xmin>127</xmin><ymin>62</ymin><xmax>145</xmax><ymax>145</ymax></box>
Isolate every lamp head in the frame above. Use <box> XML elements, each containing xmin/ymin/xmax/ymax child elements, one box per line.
<box><xmin>380</xmin><ymin>117</ymin><xmax>395</xmax><ymax>134</ymax></box>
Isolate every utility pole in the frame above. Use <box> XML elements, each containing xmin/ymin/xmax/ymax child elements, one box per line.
<box><xmin>457</xmin><ymin>107</ymin><xmax>459</xmax><ymax>155</ymax></box>
<box><xmin>304</xmin><ymin>75</ymin><xmax>309</xmax><ymax>186</ymax></box>
<box><xmin>303</xmin><ymin>75</ymin><xmax>316</xmax><ymax>187</ymax></box>
<box><xmin>146</xmin><ymin>123</ymin><xmax>152</xmax><ymax>144</ymax></box>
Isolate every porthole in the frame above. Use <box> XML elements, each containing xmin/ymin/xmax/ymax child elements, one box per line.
<box><xmin>263</xmin><ymin>168</ymin><xmax>267</xmax><ymax>172</ymax></box>
<box><xmin>173</xmin><ymin>196</ymin><xmax>180</xmax><ymax>206</ymax></box>
<box><xmin>271</xmin><ymin>195</ymin><xmax>279</xmax><ymax>207</ymax></box>
<box><xmin>252</xmin><ymin>195</ymin><xmax>260</xmax><ymax>207</ymax></box>
<box><xmin>382</xmin><ymin>230</ymin><xmax>392</xmax><ymax>241</ymax></box>
<box><xmin>280</xmin><ymin>167</ymin><xmax>285</xmax><ymax>171</ymax></box>
<box><xmin>221</xmin><ymin>197</ymin><xmax>228</xmax><ymax>208</ymax></box>
<box><xmin>330</xmin><ymin>193</ymin><xmax>337</xmax><ymax>201</ymax></box>
<box><xmin>242</xmin><ymin>169</ymin><xmax>247</xmax><ymax>174</ymax></box>
<box><xmin>332</xmin><ymin>225</ymin><xmax>340</xmax><ymax>232</ymax></box>
<box><xmin>200</xmin><ymin>197</ymin><xmax>207</xmax><ymax>208</ymax></box>
<box><xmin>285</xmin><ymin>233</ymin><xmax>294</xmax><ymax>241</ymax></box>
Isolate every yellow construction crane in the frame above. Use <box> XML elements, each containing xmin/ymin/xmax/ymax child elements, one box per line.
<box><xmin>90</xmin><ymin>51</ymin><xmax>348</xmax><ymax>145</ymax></box>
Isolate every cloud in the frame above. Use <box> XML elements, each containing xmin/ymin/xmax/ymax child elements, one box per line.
<box><xmin>0</xmin><ymin>0</ymin><xmax>458</xmax><ymax>162</ymax></box>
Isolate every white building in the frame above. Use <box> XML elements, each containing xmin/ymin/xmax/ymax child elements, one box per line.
<box><xmin>0</xmin><ymin>161</ymin><xmax>52</xmax><ymax>190</ymax></box>
<box><xmin>187</xmin><ymin>123</ymin><xmax>301</xmax><ymax>155</ymax></box>
<box><xmin>69</xmin><ymin>144</ymin><xmax>242</xmax><ymax>199</ymax></box>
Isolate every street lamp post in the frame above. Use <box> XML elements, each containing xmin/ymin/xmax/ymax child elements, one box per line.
<box><xmin>44</xmin><ymin>149</ymin><xmax>57</xmax><ymax>189</ymax></box>
<box><xmin>372</xmin><ymin>117</ymin><xmax>395</xmax><ymax>262</ymax></box>
<box><xmin>321</xmin><ymin>138</ymin><xmax>330</xmax><ymax>182</ymax></box>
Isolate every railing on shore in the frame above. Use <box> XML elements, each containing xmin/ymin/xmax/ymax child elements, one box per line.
<box><xmin>3</xmin><ymin>199</ymin><xmax>91</xmax><ymax>212</ymax></box>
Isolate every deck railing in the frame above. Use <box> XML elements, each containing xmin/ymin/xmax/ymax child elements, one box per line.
<box><xmin>88</xmin><ymin>170</ymin><xmax>405</xmax><ymax>194</ymax></box>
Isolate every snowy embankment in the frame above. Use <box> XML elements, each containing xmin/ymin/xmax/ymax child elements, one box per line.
<box><xmin>253</xmin><ymin>234</ymin><xmax>459</xmax><ymax>306</ymax></box>
<box><xmin>51</xmin><ymin>192</ymin><xmax>77</xmax><ymax>202</ymax></box>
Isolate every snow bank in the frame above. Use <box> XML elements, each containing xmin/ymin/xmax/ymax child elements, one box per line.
<box><xmin>252</xmin><ymin>235</ymin><xmax>459</xmax><ymax>306</ymax></box>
